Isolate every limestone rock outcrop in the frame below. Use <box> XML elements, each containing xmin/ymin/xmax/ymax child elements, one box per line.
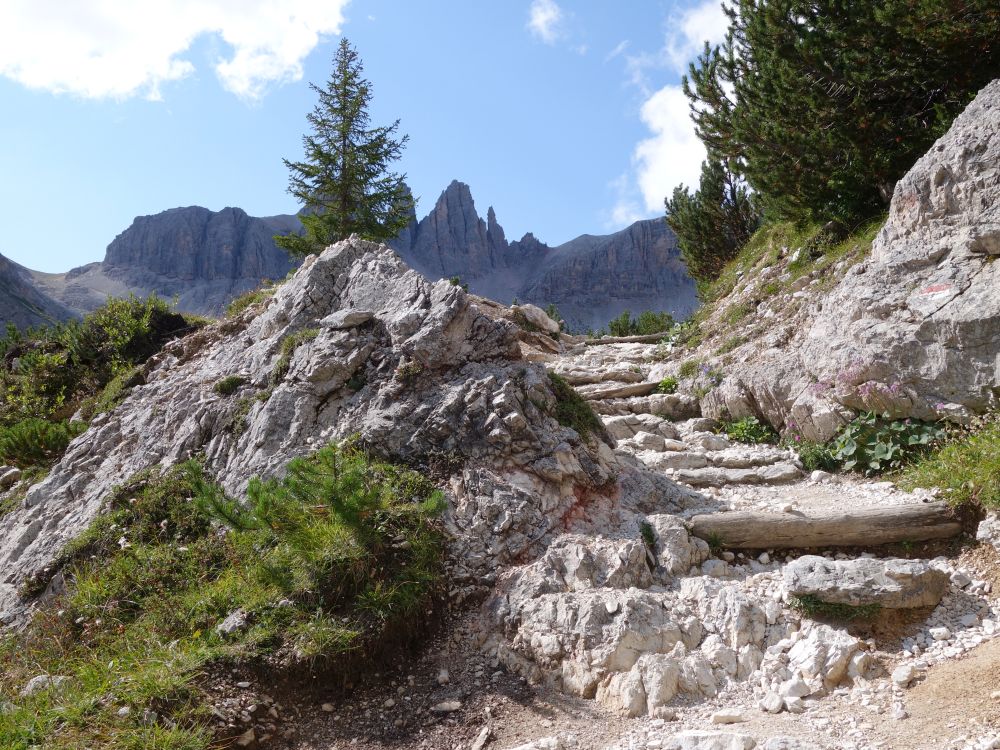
<box><xmin>10</xmin><ymin>180</ymin><xmax>696</xmax><ymax>332</ymax></box>
<box><xmin>704</xmin><ymin>79</ymin><xmax>1000</xmax><ymax>440</ymax></box>
<box><xmin>0</xmin><ymin>237</ymin><xmax>651</xmax><ymax>619</ymax></box>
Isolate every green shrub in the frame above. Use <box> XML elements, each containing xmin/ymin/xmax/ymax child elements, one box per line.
<box><xmin>719</xmin><ymin>416</ymin><xmax>777</xmax><ymax>445</ymax></box>
<box><xmin>831</xmin><ymin>411</ymin><xmax>945</xmax><ymax>475</ymax></box>
<box><xmin>395</xmin><ymin>360</ymin><xmax>424</xmax><ymax>383</ymax></box>
<box><xmin>723</xmin><ymin>302</ymin><xmax>751</xmax><ymax>326</ymax></box>
<box><xmin>213</xmin><ymin>375</ymin><xmax>247</xmax><ymax>396</ymax></box>
<box><xmin>0</xmin><ymin>419</ymin><xmax>87</xmax><ymax>469</ymax></box>
<box><xmin>896</xmin><ymin>414</ymin><xmax>1000</xmax><ymax>508</ymax></box>
<box><xmin>548</xmin><ymin>373</ymin><xmax>603</xmax><ymax>439</ymax></box>
<box><xmin>3</xmin><ymin>443</ymin><xmax>445</xmax><ymax>749</ymax></box>
<box><xmin>657</xmin><ymin>376</ymin><xmax>679</xmax><ymax>395</ymax></box>
<box><xmin>716</xmin><ymin>335</ymin><xmax>745</xmax><ymax>355</ymax></box>
<box><xmin>607</xmin><ymin>310</ymin><xmax>674</xmax><ymax>337</ymax></box>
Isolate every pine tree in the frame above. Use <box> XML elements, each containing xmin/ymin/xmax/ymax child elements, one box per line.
<box><xmin>277</xmin><ymin>38</ymin><xmax>414</xmax><ymax>256</ymax></box>
<box><xmin>666</xmin><ymin>155</ymin><xmax>759</xmax><ymax>292</ymax></box>
<box><xmin>684</xmin><ymin>0</ymin><xmax>1000</xmax><ymax>225</ymax></box>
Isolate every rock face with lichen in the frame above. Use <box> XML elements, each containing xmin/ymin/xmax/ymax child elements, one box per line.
<box><xmin>0</xmin><ymin>237</ymin><xmax>685</xmax><ymax>620</ymax></box>
<box><xmin>702</xmin><ymin>79</ymin><xmax>1000</xmax><ymax>440</ymax></box>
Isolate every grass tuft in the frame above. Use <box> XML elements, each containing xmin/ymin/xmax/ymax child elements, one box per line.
<box><xmin>547</xmin><ymin>373</ymin><xmax>603</xmax><ymax>439</ymax></box>
<box><xmin>896</xmin><ymin>413</ymin><xmax>1000</xmax><ymax>508</ymax></box>
<box><xmin>790</xmin><ymin>594</ymin><xmax>881</xmax><ymax>621</ymax></box>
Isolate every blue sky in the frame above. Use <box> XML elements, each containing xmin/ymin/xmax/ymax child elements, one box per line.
<box><xmin>0</xmin><ymin>0</ymin><xmax>727</xmax><ymax>272</ymax></box>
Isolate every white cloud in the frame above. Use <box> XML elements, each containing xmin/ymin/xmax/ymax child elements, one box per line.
<box><xmin>0</xmin><ymin>0</ymin><xmax>349</xmax><ymax>101</ymax></box>
<box><xmin>605</xmin><ymin>40</ymin><xmax>629</xmax><ymax>63</ymax></box>
<box><xmin>666</xmin><ymin>0</ymin><xmax>728</xmax><ymax>71</ymax></box>
<box><xmin>634</xmin><ymin>86</ymin><xmax>706</xmax><ymax>210</ymax></box>
<box><xmin>626</xmin><ymin>0</ymin><xmax>728</xmax><ymax>93</ymax></box>
<box><xmin>609</xmin><ymin>1</ymin><xmax>726</xmax><ymax>226</ymax></box>
<box><xmin>527</xmin><ymin>0</ymin><xmax>564</xmax><ymax>44</ymax></box>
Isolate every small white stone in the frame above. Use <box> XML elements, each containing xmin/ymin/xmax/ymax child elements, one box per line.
<box><xmin>759</xmin><ymin>552</ymin><xmax>771</xmax><ymax>565</ymax></box>
<box><xmin>960</xmin><ymin>613</ymin><xmax>980</xmax><ymax>628</ymax></box>
<box><xmin>761</xmin><ymin>691</ymin><xmax>785</xmax><ymax>713</ymax></box>
<box><xmin>892</xmin><ymin>664</ymin><xmax>917</xmax><ymax>687</ymax></box>
<box><xmin>321</xmin><ymin>703</ymin><xmax>335</xmax><ymax>712</ymax></box>
<box><xmin>430</xmin><ymin>701</ymin><xmax>462</xmax><ymax>713</ymax></box>
<box><xmin>710</xmin><ymin>708</ymin><xmax>746</xmax><ymax>724</ymax></box>
<box><xmin>929</xmin><ymin>627</ymin><xmax>952</xmax><ymax>641</ymax></box>
<box><xmin>951</xmin><ymin>571</ymin><xmax>972</xmax><ymax>588</ymax></box>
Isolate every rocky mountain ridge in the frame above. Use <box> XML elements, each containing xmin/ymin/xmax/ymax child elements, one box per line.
<box><xmin>0</xmin><ymin>252</ymin><xmax>76</xmax><ymax>330</ymax></box>
<box><xmin>7</xmin><ymin>182</ymin><xmax>695</xmax><ymax>332</ymax></box>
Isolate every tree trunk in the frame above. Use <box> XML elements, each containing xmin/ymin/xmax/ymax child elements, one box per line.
<box><xmin>688</xmin><ymin>502</ymin><xmax>961</xmax><ymax>550</ymax></box>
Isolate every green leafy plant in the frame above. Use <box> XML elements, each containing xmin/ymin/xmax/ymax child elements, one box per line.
<box><xmin>395</xmin><ymin>360</ymin><xmax>424</xmax><ymax>383</ymax></box>
<box><xmin>271</xmin><ymin>328</ymin><xmax>319</xmax><ymax>385</ymax></box>
<box><xmin>719</xmin><ymin>416</ymin><xmax>777</xmax><ymax>445</ymax></box>
<box><xmin>226</xmin><ymin>282</ymin><xmax>277</xmax><ymax>318</ymax></box>
<box><xmin>657</xmin><ymin>376</ymin><xmax>679</xmax><ymax>395</ymax></box>
<box><xmin>678</xmin><ymin>359</ymin><xmax>700</xmax><ymax>379</ymax></box>
<box><xmin>794</xmin><ymin>440</ymin><xmax>839</xmax><ymax>472</ymax></box>
<box><xmin>831</xmin><ymin>411</ymin><xmax>945</xmax><ymax>475</ymax></box>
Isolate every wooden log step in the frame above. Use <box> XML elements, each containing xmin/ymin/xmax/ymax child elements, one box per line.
<box><xmin>688</xmin><ymin>501</ymin><xmax>961</xmax><ymax>550</ymax></box>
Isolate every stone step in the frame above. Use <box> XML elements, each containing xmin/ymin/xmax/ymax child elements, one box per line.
<box><xmin>592</xmin><ymin>393</ymin><xmax>700</xmax><ymax>421</ymax></box>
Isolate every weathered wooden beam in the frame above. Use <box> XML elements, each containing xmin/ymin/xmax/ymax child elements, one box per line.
<box><xmin>584</xmin><ymin>333</ymin><xmax>669</xmax><ymax>345</ymax></box>
<box><xmin>688</xmin><ymin>502</ymin><xmax>961</xmax><ymax>549</ymax></box>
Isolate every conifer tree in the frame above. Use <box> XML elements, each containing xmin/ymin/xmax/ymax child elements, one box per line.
<box><xmin>277</xmin><ymin>38</ymin><xmax>414</xmax><ymax>256</ymax></box>
<box><xmin>666</xmin><ymin>155</ymin><xmax>759</xmax><ymax>292</ymax></box>
<box><xmin>684</xmin><ymin>0</ymin><xmax>1000</xmax><ymax>225</ymax></box>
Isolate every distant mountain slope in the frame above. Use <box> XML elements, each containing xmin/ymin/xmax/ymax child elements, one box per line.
<box><xmin>10</xmin><ymin>183</ymin><xmax>696</xmax><ymax>331</ymax></box>
<box><xmin>0</xmin><ymin>252</ymin><xmax>76</xmax><ymax>330</ymax></box>
<box><xmin>33</xmin><ymin>207</ymin><xmax>298</xmax><ymax>317</ymax></box>
<box><xmin>389</xmin><ymin>181</ymin><xmax>697</xmax><ymax>331</ymax></box>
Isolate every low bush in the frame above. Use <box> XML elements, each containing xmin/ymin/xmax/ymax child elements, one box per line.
<box><xmin>678</xmin><ymin>359</ymin><xmax>700</xmax><ymax>379</ymax></box>
<box><xmin>2</xmin><ymin>442</ymin><xmax>445</xmax><ymax>749</ymax></box>
<box><xmin>793</xmin><ymin>440</ymin><xmax>839</xmax><ymax>472</ymax></box>
<box><xmin>0</xmin><ymin>295</ymin><xmax>198</xmax><ymax>470</ymax></box>
<box><xmin>719</xmin><ymin>416</ymin><xmax>777</xmax><ymax>445</ymax></box>
<box><xmin>0</xmin><ymin>419</ymin><xmax>86</xmax><ymax>469</ymax></box>
<box><xmin>271</xmin><ymin>328</ymin><xmax>319</xmax><ymax>384</ymax></box>
<box><xmin>896</xmin><ymin>413</ymin><xmax>1000</xmax><ymax>508</ymax></box>
<box><xmin>830</xmin><ymin>411</ymin><xmax>945</xmax><ymax>475</ymax></box>
<box><xmin>790</xmin><ymin>594</ymin><xmax>880</xmax><ymax>622</ymax></box>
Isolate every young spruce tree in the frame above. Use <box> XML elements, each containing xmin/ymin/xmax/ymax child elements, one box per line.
<box><xmin>276</xmin><ymin>38</ymin><xmax>414</xmax><ymax>256</ymax></box>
